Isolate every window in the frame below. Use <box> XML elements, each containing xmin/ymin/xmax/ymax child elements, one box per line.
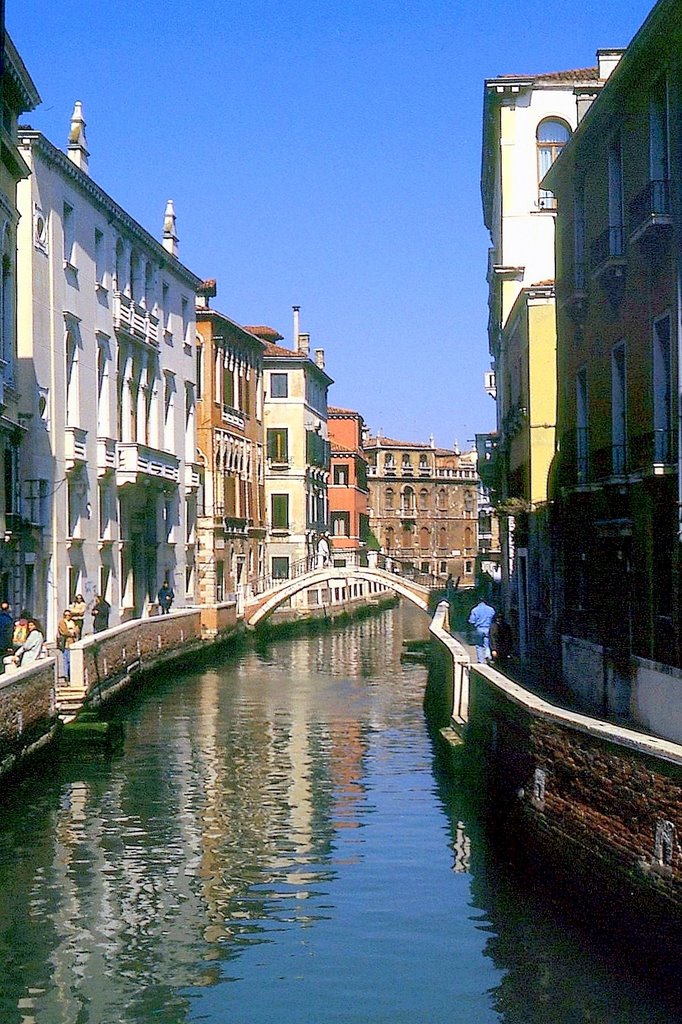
<box><xmin>271</xmin><ymin>493</ymin><xmax>289</xmax><ymax>530</ymax></box>
<box><xmin>267</xmin><ymin>428</ymin><xmax>289</xmax><ymax>463</ymax></box>
<box><xmin>272</xmin><ymin>556</ymin><xmax>289</xmax><ymax>580</ymax></box>
<box><xmin>402</xmin><ymin>486</ymin><xmax>415</xmax><ymax>513</ymax></box>
<box><xmin>650</xmin><ymin>76</ymin><xmax>670</xmax><ymax>184</ymax></box>
<box><xmin>94</xmin><ymin>228</ymin><xmax>105</xmax><ymax>286</ymax></box>
<box><xmin>196</xmin><ymin>344</ymin><xmax>203</xmax><ymax>399</ymax></box>
<box><xmin>333</xmin><ymin>463</ymin><xmax>349</xmax><ymax>486</ymax></box>
<box><xmin>181</xmin><ymin>297</ymin><xmax>190</xmax><ymax>342</ymax></box>
<box><xmin>608</xmin><ymin>134</ymin><xmax>624</xmax><ymax>254</ymax></box>
<box><xmin>385</xmin><ymin>487</ymin><xmax>394</xmax><ymax>510</ymax></box>
<box><xmin>162</xmin><ymin>282</ymin><xmax>171</xmax><ymax>336</ymax></box>
<box><xmin>576</xmin><ymin>365</ymin><xmax>589</xmax><ymax>484</ymax></box>
<box><xmin>63</xmin><ymin>202</ymin><xmax>75</xmax><ymax>267</ymax></box>
<box><xmin>65</xmin><ymin>328</ymin><xmax>79</xmax><ymax>427</ymax></box>
<box><xmin>653</xmin><ymin>314</ymin><xmax>672</xmax><ymax>462</ymax></box>
<box><xmin>611</xmin><ymin>341</ymin><xmax>627</xmax><ymax>475</ymax></box>
<box><xmin>537</xmin><ymin>119</ymin><xmax>570</xmax><ymax>209</ymax></box>
<box><xmin>574</xmin><ymin>186</ymin><xmax>586</xmax><ymax>290</ymax></box>
<box><xmin>419</xmin><ymin>526</ymin><xmax>430</xmax><ymax>549</ymax></box>
<box><xmin>332</xmin><ymin>512</ymin><xmax>350</xmax><ymax>536</ymax></box>
<box><xmin>270</xmin><ymin>372</ymin><xmax>288</xmax><ymax>398</ymax></box>
<box><xmin>419</xmin><ymin>488</ymin><xmax>429</xmax><ymax>510</ymax></box>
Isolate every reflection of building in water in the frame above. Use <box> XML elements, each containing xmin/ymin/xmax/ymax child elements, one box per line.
<box><xmin>452</xmin><ymin>820</ymin><xmax>471</xmax><ymax>873</ymax></box>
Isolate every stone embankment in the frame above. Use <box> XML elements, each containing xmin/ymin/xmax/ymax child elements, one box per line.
<box><xmin>0</xmin><ymin>589</ymin><xmax>398</xmax><ymax>783</ymax></box>
<box><xmin>0</xmin><ymin>602</ymin><xmax>240</xmax><ymax>781</ymax></box>
<box><xmin>429</xmin><ymin>601</ymin><xmax>682</xmax><ymax>924</ymax></box>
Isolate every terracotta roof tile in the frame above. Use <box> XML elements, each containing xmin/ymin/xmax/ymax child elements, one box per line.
<box><xmin>243</xmin><ymin>325</ymin><xmax>284</xmax><ymax>342</ymax></box>
<box><xmin>498</xmin><ymin>66</ymin><xmax>599</xmax><ymax>82</ymax></box>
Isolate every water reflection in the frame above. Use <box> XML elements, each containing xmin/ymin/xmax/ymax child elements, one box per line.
<box><xmin>0</xmin><ymin>602</ymin><xmax>677</xmax><ymax>1023</ymax></box>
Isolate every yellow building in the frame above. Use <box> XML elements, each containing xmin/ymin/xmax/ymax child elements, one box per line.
<box><xmin>481</xmin><ymin>59</ymin><xmax>614</xmax><ymax>662</ymax></box>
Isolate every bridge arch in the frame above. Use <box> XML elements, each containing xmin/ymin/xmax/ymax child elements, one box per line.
<box><xmin>244</xmin><ymin>566</ymin><xmax>432</xmax><ymax>628</ymax></box>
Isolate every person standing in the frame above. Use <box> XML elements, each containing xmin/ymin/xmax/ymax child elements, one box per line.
<box><xmin>490</xmin><ymin>613</ymin><xmax>513</xmax><ymax>666</ymax></box>
<box><xmin>13</xmin><ymin>619</ymin><xmax>44</xmax><ymax>666</ymax></box>
<box><xmin>56</xmin><ymin>609</ymin><xmax>78</xmax><ymax>680</ymax></box>
<box><xmin>68</xmin><ymin>594</ymin><xmax>86</xmax><ymax>638</ymax></box>
<box><xmin>92</xmin><ymin>594</ymin><xmax>111</xmax><ymax>633</ymax></box>
<box><xmin>0</xmin><ymin>601</ymin><xmax>14</xmax><ymax>653</ymax></box>
<box><xmin>468</xmin><ymin>597</ymin><xmax>496</xmax><ymax>664</ymax></box>
<box><xmin>157</xmin><ymin>580</ymin><xmax>174</xmax><ymax>614</ymax></box>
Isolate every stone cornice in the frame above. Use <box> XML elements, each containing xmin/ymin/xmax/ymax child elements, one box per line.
<box><xmin>18</xmin><ymin>130</ymin><xmax>202</xmax><ymax>290</ymax></box>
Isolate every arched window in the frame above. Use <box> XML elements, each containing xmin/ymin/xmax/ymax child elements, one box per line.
<box><xmin>464</xmin><ymin>526</ymin><xmax>473</xmax><ymax>551</ymax></box>
<box><xmin>402</xmin><ymin>486</ymin><xmax>415</xmax><ymax>512</ymax></box>
<box><xmin>438</xmin><ymin>487</ymin><xmax>447</xmax><ymax>511</ymax></box>
<box><xmin>419</xmin><ymin>526</ymin><xmax>430</xmax><ymax>549</ymax></box>
<box><xmin>537</xmin><ymin>118</ymin><xmax>571</xmax><ymax>209</ymax></box>
<box><xmin>439</xmin><ymin>526</ymin><xmax>447</xmax><ymax>549</ymax></box>
<box><xmin>419</xmin><ymin>487</ymin><xmax>429</xmax><ymax>510</ymax></box>
<box><xmin>385</xmin><ymin>487</ymin><xmax>394</xmax><ymax>510</ymax></box>
<box><xmin>385</xmin><ymin>525</ymin><xmax>394</xmax><ymax>551</ymax></box>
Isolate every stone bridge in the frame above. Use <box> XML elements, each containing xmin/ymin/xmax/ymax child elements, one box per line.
<box><xmin>243</xmin><ymin>565</ymin><xmax>434</xmax><ymax>628</ymax></box>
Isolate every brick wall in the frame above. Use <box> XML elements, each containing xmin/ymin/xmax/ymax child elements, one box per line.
<box><xmin>467</xmin><ymin>667</ymin><xmax>682</xmax><ymax>918</ymax></box>
<box><xmin>0</xmin><ymin>660</ymin><xmax>57</xmax><ymax>773</ymax></box>
<box><xmin>72</xmin><ymin>610</ymin><xmax>203</xmax><ymax>699</ymax></box>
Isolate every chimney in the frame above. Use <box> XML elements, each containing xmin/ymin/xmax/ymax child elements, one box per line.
<box><xmin>597</xmin><ymin>48</ymin><xmax>625</xmax><ymax>81</ymax></box>
<box><xmin>314</xmin><ymin>348</ymin><xmax>325</xmax><ymax>369</ymax></box>
<box><xmin>293</xmin><ymin>306</ymin><xmax>300</xmax><ymax>350</ymax></box>
<box><xmin>67</xmin><ymin>101</ymin><xmax>89</xmax><ymax>173</ymax></box>
<box><xmin>163</xmin><ymin>199</ymin><xmax>179</xmax><ymax>257</ymax></box>
<box><xmin>298</xmin><ymin>332</ymin><xmax>310</xmax><ymax>356</ymax></box>
<box><xmin>197</xmin><ymin>279</ymin><xmax>217</xmax><ymax>309</ymax></box>
<box><xmin>429</xmin><ymin>433</ymin><xmax>435</xmax><ymax>449</ymax></box>
<box><xmin>575</xmin><ymin>86</ymin><xmax>600</xmax><ymax>123</ymax></box>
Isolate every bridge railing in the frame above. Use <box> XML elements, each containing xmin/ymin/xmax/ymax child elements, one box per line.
<box><xmin>242</xmin><ymin>550</ymin><xmax>444</xmax><ymax>605</ymax></box>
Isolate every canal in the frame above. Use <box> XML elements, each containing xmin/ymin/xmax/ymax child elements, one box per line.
<box><xmin>0</xmin><ymin>602</ymin><xmax>680</xmax><ymax>1023</ymax></box>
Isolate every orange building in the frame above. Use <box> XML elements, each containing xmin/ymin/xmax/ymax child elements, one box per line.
<box><xmin>327</xmin><ymin>407</ymin><xmax>369</xmax><ymax>564</ymax></box>
<box><xmin>195</xmin><ymin>281</ymin><xmax>266</xmax><ymax>604</ymax></box>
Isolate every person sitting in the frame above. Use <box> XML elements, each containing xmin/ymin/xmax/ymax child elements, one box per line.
<box><xmin>13</xmin><ymin>619</ymin><xmax>44</xmax><ymax>666</ymax></box>
<box><xmin>12</xmin><ymin>610</ymin><xmax>30</xmax><ymax>652</ymax></box>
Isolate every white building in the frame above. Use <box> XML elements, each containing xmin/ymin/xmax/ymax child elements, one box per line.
<box><xmin>16</xmin><ymin>105</ymin><xmax>202</xmax><ymax>637</ymax></box>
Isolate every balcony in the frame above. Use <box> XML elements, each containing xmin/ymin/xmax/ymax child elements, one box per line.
<box><xmin>628</xmin><ymin>429</ymin><xmax>677</xmax><ymax>474</ymax></box>
<box><xmin>590</xmin><ymin>225</ymin><xmax>626</xmax><ymax>287</ymax></box>
<box><xmin>185</xmin><ymin>461</ymin><xmax>201</xmax><ymax>489</ymax></box>
<box><xmin>113</xmin><ymin>291</ymin><xmax>159</xmax><ymax>347</ymax></box>
<box><xmin>116</xmin><ymin>442</ymin><xmax>180</xmax><ymax>486</ymax></box>
<box><xmin>629</xmin><ymin>180</ymin><xmax>671</xmax><ymax>245</ymax></box>
<box><xmin>65</xmin><ymin>426</ymin><xmax>88</xmax><ymax>471</ymax></box>
<box><xmin>96</xmin><ymin>436</ymin><xmax>117</xmax><ymax>477</ymax></box>
<box><xmin>222</xmin><ymin>404</ymin><xmax>245</xmax><ymax>430</ymax></box>
<box><xmin>223</xmin><ymin>515</ymin><xmax>248</xmax><ymax>536</ymax></box>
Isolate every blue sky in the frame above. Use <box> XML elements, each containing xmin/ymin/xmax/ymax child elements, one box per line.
<box><xmin>10</xmin><ymin>0</ymin><xmax>654</xmax><ymax>449</ymax></box>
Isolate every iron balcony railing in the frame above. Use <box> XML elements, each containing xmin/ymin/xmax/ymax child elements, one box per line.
<box><xmin>567</xmin><ymin>428</ymin><xmax>677</xmax><ymax>487</ymax></box>
<box><xmin>628</xmin><ymin>179</ymin><xmax>671</xmax><ymax>232</ymax></box>
<box><xmin>590</xmin><ymin>224</ymin><xmax>624</xmax><ymax>270</ymax></box>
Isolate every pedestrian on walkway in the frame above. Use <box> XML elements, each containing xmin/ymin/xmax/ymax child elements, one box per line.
<box><xmin>69</xmin><ymin>594</ymin><xmax>86</xmax><ymax>638</ymax></box>
<box><xmin>92</xmin><ymin>594</ymin><xmax>111</xmax><ymax>633</ymax></box>
<box><xmin>57</xmin><ymin>609</ymin><xmax>78</xmax><ymax>680</ymax></box>
<box><xmin>157</xmin><ymin>580</ymin><xmax>174</xmax><ymax>614</ymax></box>
<box><xmin>0</xmin><ymin>601</ymin><xmax>14</xmax><ymax>654</ymax></box>
<box><xmin>490</xmin><ymin>613</ymin><xmax>513</xmax><ymax>666</ymax></box>
<box><xmin>468</xmin><ymin>597</ymin><xmax>496</xmax><ymax>664</ymax></box>
<box><xmin>13</xmin><ymin>619</ymin><xmax>44</xmax><ymax>667</ymax></box>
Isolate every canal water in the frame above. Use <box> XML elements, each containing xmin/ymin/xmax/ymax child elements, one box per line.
<box><xmin>0</xmin><ymin>602</ymin><xmax>680</xmax><ymax>1024</ymax></box>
